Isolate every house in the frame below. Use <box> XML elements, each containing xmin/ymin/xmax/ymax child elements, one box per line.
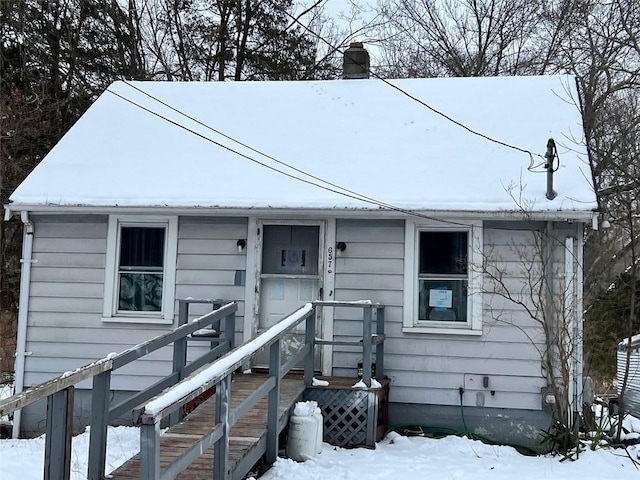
<box><xmin>5</xmin><ymin>48</ymin><xmax>598</xmax><ymax>447</ymax></box>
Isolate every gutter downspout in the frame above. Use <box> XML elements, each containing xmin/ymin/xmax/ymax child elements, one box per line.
<box><xmin>12</xmin><ymin>211</ymin><xmax>34</xmax><ymax>438</ymax></box>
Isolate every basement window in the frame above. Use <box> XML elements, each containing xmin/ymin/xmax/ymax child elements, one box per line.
<box><xmin>403</xmin><ymin>220</ymin><xmax>483</xmax><ymax>335</ymax></box>
<box><xmin>103</xmin><ymin>216</ymin><xmax>178</xmax><ymax>324</ymax></box>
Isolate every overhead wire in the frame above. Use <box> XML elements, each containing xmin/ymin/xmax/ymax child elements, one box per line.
<box><xmin>120</xmin><ymin>80</ymin><xmax>426</xmax><ymax>218</ymax></box>
<box><xmin>106</xmin><ymin>85</ymin><xmax>473</xmax><ymax>226</ymax></box>
<box><xmin>104</xmin><ymin>11</ymin><xmax>564</xmax><ymax>227</ymax></box>
<box><xmin>283</xmin><ymin>10</ymin><xmax>548</xmax><ymax>164</ymax></box>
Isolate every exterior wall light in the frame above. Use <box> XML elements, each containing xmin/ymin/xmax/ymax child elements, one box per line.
<box><xmin>237</xmin><ymin>239</ymin><xmax>247</xmax><ymax>253</ymax></box>
<box><xmin>336</xmin><ymin>242</ymin><xmax>347</xmax><ymax>255</ymax></box>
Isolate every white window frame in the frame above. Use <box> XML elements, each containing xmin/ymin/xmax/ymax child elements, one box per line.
<box><xmin>403</xmin><ymin>219</ymin><xmax>483</xmax><ymax>335</ymax></box>
<box><xmin>102</xmin><ymin>215</ymin><xmax>178</xmax><ymax>324</ymax></box>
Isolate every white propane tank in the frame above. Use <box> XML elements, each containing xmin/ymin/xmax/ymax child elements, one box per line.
<box><xmin>286</xmin><ymin>401</ymin><xmax>323</xmax><ymax>461</ymax></box>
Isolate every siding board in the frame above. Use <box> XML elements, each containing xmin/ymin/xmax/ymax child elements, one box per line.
<box><xmin>330</xmin><ymin>220</ymin><xmax>551</xmax><ymax>412</ymax></box>
<box><xmin>390</xmin><ymin>386</ymin><xmax>541</xmax><ymax>410</ymax></box>
<box><xmin>336</xmin><ymin>257</ymin><xmax>403</xmax><ymax>274</ymax></box>
<box><xmin>24</xmin><ymin>214</ymin><xmax>248</xmax><ymax>391</ymax></box>
<box><xmin>334</xmin><ymin>273</ymin><xmax>403</xmax><ymax>290</ymax></box>
<box><xmin>30</xmin><ymin>267</ymin><xmax>105</xmax><ymax>283</ymax></box>
<box><xmin>334</xmin><ymin>289</ymin><xmax>403</xmax><ymax>306</ymax></box>
<box><xmin>178</xmin><ymin>254</ymin><xmax>246</xmax><ymax>270</ymax></box>
<box><xmin>32</xmin><ymin>237</ymin><xmax>106</xmax><ymax>253</ymax></box>
<box><xmin>30</xmin><ymin>282</ymin><xmax>104</xmax><ymax>298</ymax></box>
<box><xmin>33</xmin><ymin>252</ymin><xmax>106</xmax><ymax>268</ymax></box>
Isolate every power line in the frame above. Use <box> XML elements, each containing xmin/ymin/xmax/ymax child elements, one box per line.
<box><xmin>106</xmin><ymin>85</ymin><xmax>472</xmax><ymax>227</ymax></box>
<box><xmin>284</xmin><ymin>10</ymin><xmax>547</xmax><ymax>164</ymax></box>
<box><xmin>121</xmin><ymin>80</ymin><xmax>402</xmax><ymax>211</ymax></box>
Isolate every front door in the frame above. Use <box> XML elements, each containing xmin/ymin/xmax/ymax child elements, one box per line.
<box><xmin>255</xmin><ymin>223</ymin><xmax>323</xmax><ymax>368</ymax></box>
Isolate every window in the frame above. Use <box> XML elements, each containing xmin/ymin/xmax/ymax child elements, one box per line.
<box><xmin>118</xmin><ymin>226</ymin><xmax>164</xmax><ymax>312</ymax></box>
<box><xmin>103</xmin><ymin>216</ymin><xmax>177</xmax><ymax>324</ymax></box>
<box><xmin>403</xmin><ymin>220</ymin><xmax>482</xmax><ymax>334</ymax></box>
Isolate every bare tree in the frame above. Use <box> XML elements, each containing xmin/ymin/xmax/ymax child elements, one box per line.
<box><xmin>372</xmin><ymin>0</ymin><xmax>568</xmax><ymax>77</ymax></box>
<box><xmin>482</xmin><ymin>194</ymin><xmax>583</xmax><ymax>452</ymax></box>
<box><xmin>584</xmin><ymin>92</ymin><xmax>640</xmax><ymax>442</ymax></box>
<box><xmin>371</xmin><ymin>0</ymin><xmax>640</xmax><ymax>431</ymax></box>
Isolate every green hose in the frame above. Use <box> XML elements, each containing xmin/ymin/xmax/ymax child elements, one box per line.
<box><xmin>383</xmin><ymin>390</ymin><xmax>540</xmax><ymax>457</ymax></box>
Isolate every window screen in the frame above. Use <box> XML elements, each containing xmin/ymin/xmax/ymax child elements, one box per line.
<box><xmin>418</xmin><ymin>231</ymin><xmax>468</xmax><ymax>322</ymax></box>
<box><xmin>118</xmin><ymin>226</ymin><xmax>165</xmax><ymax>312</ymax></box>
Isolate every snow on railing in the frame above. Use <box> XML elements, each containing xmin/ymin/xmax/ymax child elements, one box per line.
<box><xmin>144</xmin><ymin>302</ymin><xmax>314</xmax><ymax>416</ymax></box>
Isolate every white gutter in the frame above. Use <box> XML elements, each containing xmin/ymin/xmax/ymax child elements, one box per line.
<box><xmin>12</xmin><ymin>211</ymin><xmax>34</xmax><ymax>438</ymax></box>
<box><xmin>5</xmin><ymin>203</ymin><xmax>599</xmax><ymax>223</ymax></box>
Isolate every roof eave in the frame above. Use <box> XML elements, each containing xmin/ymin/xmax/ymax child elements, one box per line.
<box><xmin>4</xmin><ymin>203</ymin><xmax>599</xmax><ymax>223</ymax></box>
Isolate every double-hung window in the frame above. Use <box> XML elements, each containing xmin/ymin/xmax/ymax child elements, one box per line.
<box><xmin>103</xmin><ymin>216</ymin><xmax>178</xmax><ymax>324</ymax></box>
<box><xmin>403</xmin><ymin>220</ymin><xmax>482</xmax><ymax>334</ymax></box>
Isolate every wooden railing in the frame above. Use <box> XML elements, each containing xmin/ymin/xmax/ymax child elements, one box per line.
<box><xmin>0</xmin><ymin>299</ymin><xmax>385</xmax><ymax>480</ymax></box>
<box><xmin>135</xmin><ymin>300</ymin><xmax>385</xmax><ymax>480</ymax></box>
<box><xmin>0</xmin><ymin>300</ymin><xmax>237</xmax><ymax>480</ymax></box>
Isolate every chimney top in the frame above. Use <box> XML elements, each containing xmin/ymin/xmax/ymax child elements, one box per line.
<box><xmin>343</xmin><ymin>42</ymin><xmax>370</xmax><ymax>79</ymax></box>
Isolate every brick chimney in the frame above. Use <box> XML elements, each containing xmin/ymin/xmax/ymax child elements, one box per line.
<box><xmin>343</xmin><ymin>42</ymin><xmax>370</xmax><ymax>79</ymax></box>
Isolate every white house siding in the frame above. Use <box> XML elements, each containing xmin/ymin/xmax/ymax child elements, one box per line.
<box><xmin>175</xmin><ymin>216</ymin><xmax>248</xmax><ymax>346</ymax></box>
<box><xmin>22</xmin><ymin>214</ymin><xmax>248</xmax><ymax>392</ymax></box>
<box><xmin>331</xmin><ymin>219</ymin><xmax>565</xmax><ymax>412</ymax></box>
<box><xmin>22</xmin><ymin>214</ymin><xmax>577</xmax><ymax>418</ymax></box>
<box><xmin>332</xmin><ymin>218</ymin><xmax>405</xmax><ymax>376</ymax></box>
<box><xmin>25</xmin><ymin>214</ymin><xmax>110</xmax><ymax>387</ymax></box>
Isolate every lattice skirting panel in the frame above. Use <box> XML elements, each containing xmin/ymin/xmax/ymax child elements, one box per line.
<box><xmin>304</xmin><ymin>379</ymin><xmax>389</xmax><ymax>448</ymax></box>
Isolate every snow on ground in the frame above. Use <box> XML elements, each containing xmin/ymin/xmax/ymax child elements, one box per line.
<box><xmin>261</xmin><ymin>433</ymin><xmax>640</xmax><ymax>480</ymax></box>
<box><xmin>0</xmin><ymin>425</ymin><xmax>638</xmax><ymax>480</ymax></box>
<box><xmin>0</xmin><ymin>426</ymin><xmax>138</xmax><ymax>480</ymax></box>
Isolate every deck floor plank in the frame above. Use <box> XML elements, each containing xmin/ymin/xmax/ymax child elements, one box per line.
<box><xmin>108</xmin><ymin>373</ymin><xmax>305</xmax><ymax>480</ymax></box>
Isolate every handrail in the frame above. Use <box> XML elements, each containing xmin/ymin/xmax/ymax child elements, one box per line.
<box><xmin>0</xmin><ymin>300</ymin><xmax>237</xmax><ymax>480</ymax></box>
<box><xmin>0</xmin><ymin>299</ymin><xmax>385</xmax><ymax>480</ymax></box>
<box><xmin>0</xmin><ymin>301</ymin><xmax>236</xmax><ymax>418</ymax></box>
<box><xmin>0</xmin><ymin>359</ymin><xmax>113</xmax><ymax>417</ymax></box>
<box><xmin>137</xmin><ymin>303</ymin><xmax>314</xmax><ymax>423</ymax></box>
<box><xmin>134</xmin><ymin>300</ymin><xmax>385</xmax><ymax>480</ymax></box>
<box><xmin>313</xmin><ymin>300</ymin><xmax>385</xmax><ymax>385</ymax></box>
<box><xmin>134</xmin><ymin>303</ymin><xmax>317</xmax><ymax>480</ymax></box>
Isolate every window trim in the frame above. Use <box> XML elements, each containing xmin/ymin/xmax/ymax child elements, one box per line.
<box><xmin>403</xmin><ymin>219</ymin><xmax>483</xmax><ymax>335</ymax></box>
<box><xmin>102</xmin><ymin>215</ymin><xmax>178</xmax><ymax>324</ymax></box>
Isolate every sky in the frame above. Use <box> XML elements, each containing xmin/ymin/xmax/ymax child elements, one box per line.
<box><xmin>0</xmin><ymin>422</ymin><xmax>639</xmax><ymax>480</ymax></box>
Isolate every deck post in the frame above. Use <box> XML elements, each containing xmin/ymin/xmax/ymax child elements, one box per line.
<box><xmin>362</xmin><ymin>307</ymin><xmax>373</xmax><ymax>386</ymax></box>
<box><xmin>375</xmin><ymin>306</ymin><xmax>384</xmax><ymax>378</ymax></box>
<box><xmin>44</xmin><ymin>386</ymin><xmax>74</xmax><ymax>480</ymax></box>
<box><xmin>170</xmin><ymin>301</ymin><xmax>190</xmax><ymax>426</ymax></box>
<box><xmin>177</xmin><ymin>299</ymin><xmax>189</xmax><ymax>326</ymax></box>
<box><xmin>88</xmin><ymin>370</ymin><xmax>111</xmax><ymax>480</ymax></box>
<box><xmin>140</xmin><ymin>422</ymin><xmax>161</xmax><ymax>480</ymax></box>
<box><xmin>266</xmin><ymin>338</ymin><xmax>282</xmax><ymax>464</ymax></box>
<box><xmin>304</xmin><ymin>310</ymin><xmax>315</xmax><ymax>386</ymax></box>
<box><xmin>224</xmin><ymin>312</ymin><xmax>236</xmax><ymax>350</ymax></box>
<box><xmin>213</xmin><ymin>376</ymin><xmax>232</xmax><ymax>480</ymax></box>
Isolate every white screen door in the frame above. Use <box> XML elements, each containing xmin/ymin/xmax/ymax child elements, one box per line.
<box><xmin>255</xmin><ymin>224</ymin><xmax>322</xmax><ymax>368</ymax></box>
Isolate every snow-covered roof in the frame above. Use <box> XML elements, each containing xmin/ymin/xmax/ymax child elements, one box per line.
<box><xmin>8</xmin><ymin>75</ymin><xmax>597</xmax><ymax>215</ymax></box>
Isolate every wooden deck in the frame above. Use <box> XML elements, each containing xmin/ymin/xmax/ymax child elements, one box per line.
<box><xmin>109</xmin><ymin>373</ymin><xmax>306</xmax><ymax>480</ymax></box>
